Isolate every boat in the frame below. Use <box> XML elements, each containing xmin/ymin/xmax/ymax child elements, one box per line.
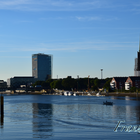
<box><xmin>96</xmin><ymin>92</ymin><xmax>101</xmax><ymax>96</ymax></box>
<box><xmin>64</xmin><ymin>91</ymin><xmax>69</xmax><ymax>96</ymax></box>
<box><xmin>73</xmin><ymin>93</ymin><xmax>76</xmax><ymax>96</ymax></box>
<box><xmin>87</xmin><ymin>92</ymin><xmax>91</xmax><ymax>96</ymax></box>
<box><xmin>103</xmin><ymin>101</ymin><xmax>113</xmax><ymax>105</ymax></box>
<box><xmin>68</xmin><ymin>91</ymin><xmax>74</xmax><ymax>96</ymax></box>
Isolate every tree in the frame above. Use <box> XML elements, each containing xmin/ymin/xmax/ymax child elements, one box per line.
<box><xmin>62</xmin><ymin>78</ymin><xmax>75</xmax><ymax>90</ymax></box>
<box><xmin>92</xmin><ymin>85</ymin><xmax>98</xmax><ymax>91</ymax></box>
<box><xmin>54</xmin><ymin>79</ymin><xmax>63</xmax><ymax>89</ymax></box>
<box><xmin>32</xmin><ymin>81</ymin><xmax>43</xmax><ymax>87</ymax></box>
<box><xmin>103</xmin><ymin>79</ymin><xmax>111</xmax><ymax>91</ymax></box>
<box><xmin>94</xmin><ymin>78</ymin><xmax>100</xmax><ymax>87</ymax></box>
<box><xmin>130</xmin><ymin>87</ymin><xmax>137</xmax><ymax>92</ymax></box>
<box><xmin>41</xmin><ymin>81</ymin><xmax>49</xmax><ymax>88</ymax></box>
<box><xmin>46</xmin><ymin>79</ymin><xmax>54</xmax><ymax>89</ymax></box>
<box><xmin>50</xmin><ymin>81</ymin><xmax>55</xmax><ymax>89</ymax></box>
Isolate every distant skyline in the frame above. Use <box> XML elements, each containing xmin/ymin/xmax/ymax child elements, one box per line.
<box><xmin>0</xmin><ymin>0</ymin><xmax>140</xmax><ymax>81</ymax></box>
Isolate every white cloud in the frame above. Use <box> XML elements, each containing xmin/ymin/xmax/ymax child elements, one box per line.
<box><xmin>0</xmin><ymin>0</ymin><xmax>116</xmax><ymax>11</ymax></box>
<box><xmin>0</xmin><ymin>0</ymin><xmax>137</xmax><ymax>13</ymax></box>
<box><xmin>76</xmin><ymin>16</ymin><xmax>120</xmax><ymax>21</ymax></box>
<box><xmin>0</xmin><ymin>0</ymin><xmax>29</xmax><ymax>6</ymax></box>
<box><xmin>10</xmin><ymin>41</ymin><xmax>137</xmax><ymax>53</ymax></box>
<box><xmin>39</xmin><ymin>16</ymin><xmax>118</xmax><ymax>21</ymax></box>
<box><xmin>76</xmin><ymin>16</ymin><xmax>101</xmax><ymax>21</ymax></box>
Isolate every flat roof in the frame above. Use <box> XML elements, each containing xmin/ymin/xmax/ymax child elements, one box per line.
<box><xmin>13</xmin><ymin>76</ymin><xmax>35</xmax><ymax>79</ymax></box>
<box><xmin>32</xmin><ymin>53</ymin><xmax>51</xmax><ymax>56</ymax></box>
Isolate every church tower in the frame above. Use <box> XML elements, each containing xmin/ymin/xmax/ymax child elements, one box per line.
<box><xmin>134</xmin><ymin>41</ymin><xmax>140</xmax><ymax>76</ymax></box>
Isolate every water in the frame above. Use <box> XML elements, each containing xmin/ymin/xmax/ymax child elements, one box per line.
<box><xmin>1</xmin><ymin>95</ymin><xmax>140</xmax><ymax>139</ymax></box>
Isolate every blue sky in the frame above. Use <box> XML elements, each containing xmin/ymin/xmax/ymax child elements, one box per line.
<box><xmin>0</xmin><ymin>0</ymin><xmax>140</xmax><ymax>81</ymax></box>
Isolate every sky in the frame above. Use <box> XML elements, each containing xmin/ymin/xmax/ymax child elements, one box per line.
<box><xmin>0</xmin><ymin>0</ymin><xmax>140</xmax><ymax>81</ymax></box>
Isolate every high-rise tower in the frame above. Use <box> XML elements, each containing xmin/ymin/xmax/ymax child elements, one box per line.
<box><xmin>134</xmin><ymin>43</ymin><xmax>140</xmax><ymax>76</ymax></box>
<box><xmin>32</xmin><ymin>53</ymin><xmax>52</xmax><ymax>81</ymax></box>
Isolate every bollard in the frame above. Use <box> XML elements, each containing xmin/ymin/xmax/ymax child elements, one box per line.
<box><xmin>1</xmin><ymin>95</ymin><xmax>4</xmax><ymax>126</ymax></box>
<box><xmin>1</xmin><ymin>96</ymin><xmax>4</xmax><ymax>115</ymax></box>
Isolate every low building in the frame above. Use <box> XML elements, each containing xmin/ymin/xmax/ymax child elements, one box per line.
<box><xmin>0</xmin><ymin>80</ymin><xmax>7</xmax><ymax>89</ymax></box>
<box><xmin>110</xmin><ymin>77</ymin><xmax>127</xmax><ymax>90</ymax></box>
<box><xmin>125</xmin><ymin>76</ymin><xmax>140</xmax><ymax>90</ymax></box>
<box><xmin>7</xmin><ymin>76</ymin><xmax>37</xmax><ymax>88</ymax></box>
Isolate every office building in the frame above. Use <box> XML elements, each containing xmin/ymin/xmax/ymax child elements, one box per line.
<box><xmin>7</xmin><ymin>76</ymin><xmax>36</xmax><ymax>88</ymax></box>
<box><xmin>32</xmin><ymin>53</ymin><xmax>52</xmax><ymax>81</ymax></box>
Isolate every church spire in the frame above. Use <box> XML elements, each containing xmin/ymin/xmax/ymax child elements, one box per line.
<box><xmin>139</xmin><ymin>37</ymin><xmax>140</xmax><ymax>52</ymax></box>
<box><xmin>139</xmin><ymin>36</ymin><xmax>140</xmax><ymax>52</ymax></box>
<box><xmin>139</xmin><ymin>40</ymin><xmax>140</xmax><ymax>52</ymax></box>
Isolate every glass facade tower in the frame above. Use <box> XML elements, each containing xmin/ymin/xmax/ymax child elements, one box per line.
<box><xmin>32</xmin><ymin>53</ymin><xmax>52</xmax><ymax>81</ymax></box>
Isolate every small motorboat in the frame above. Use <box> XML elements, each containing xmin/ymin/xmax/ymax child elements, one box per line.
<box><xmin>103</xmin><ymin>101</ymin><xmax>113</xmax><ymax>105</ymax></box>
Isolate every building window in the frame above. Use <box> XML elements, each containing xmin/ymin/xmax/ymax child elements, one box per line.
<box><xmin>32</xmin><ymin>56</ymin><xmax>37</xmax><ymax>58</ymax></box>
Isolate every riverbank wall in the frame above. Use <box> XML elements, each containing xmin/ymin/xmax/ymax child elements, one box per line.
<box><xmin>1</xmin><ymin>91</ymin><xmax>140</xmax><ymax>97</ymax></box>
<box><xmin>101</xmin><ymin>92</ymin><xmax>140</xmax><ymax>97</ymax></box>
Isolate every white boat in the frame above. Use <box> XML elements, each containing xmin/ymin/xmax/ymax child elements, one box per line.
<box><xmin>68</xmin><ymin>91</ymin><xmax>74</xmax><ymax>96</ymax></box>
<box><xmin>73</xmin><ymin>93</ymin><xmax>76</xmax><ymax>96</ymax></box>
<box><xmin>64</xmin><ymin>91</ymin><xmax>68</xmax><ymax>96</ymax></box>
<box><xmin>87</xmin><ymin>92</ymin><xmax>91</xmax><ymax>96</ymax></box>
<box><xmin>96</xmin><ymin>92</ymin><xmax>101</xmax><ymax>96</ymax></box>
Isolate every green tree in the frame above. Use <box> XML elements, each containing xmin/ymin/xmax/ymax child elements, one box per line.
<box><xmin>130</xmin><ymin>87</ymin><xmax>137</xmax><ymax>92</ymax></box>
<box><xmin>54</xmin><ymin>79</ymin><xmax>63</xmax><ymax>89</ymax></box>
<box><xmin>91</xmin><ymin>85</ymin><xmax>98</xmax><ymax>91</ymax></box>
<box><xmin>46</xmin><ymin>79</ymin><xmax>54</xmax><ymax>89</ymax></box>
<box><xmin>32</xmin><ymin>81</ymin><xmax>43</xmax><ymax>87</ymax></box>
<box><xmin>41</xmin><ymin>81</ymin><xmax>49</xmax><ymax>88</ymax></box>
<box><xmin>94</xmin><ymin>78</ymin><xmax>100</xmax><ymax>87</ymax></box>
<box><xmin>62</xmin><ymin>78</ymin><xmax>75</xmax><ymax>90</ymax></box>
<box><xmin>103</xmin><ymin>79</ymin><xmax>111</xmax><ymax>91</ymax></box>
<box><xmin>50</xmin><ymin>81</ymin><xmax>56</xmax><ymax>89</ymax></box>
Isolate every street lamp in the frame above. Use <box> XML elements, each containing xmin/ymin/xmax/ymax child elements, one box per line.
<box><xmin>101</xmin><ymin>69</ymin><xmax>103</xmax><ymax>79</ymax></box>
<box><xmin>88</xmin><ymin>75</ymin><xmax>90</xmax><ymax>91</ymax></box>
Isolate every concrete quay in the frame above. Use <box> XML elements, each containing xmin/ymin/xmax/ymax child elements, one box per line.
<box><xmin>1</xmin><ymin>90</ymin><xmax>140</xmax><ymax>98</ymax></box>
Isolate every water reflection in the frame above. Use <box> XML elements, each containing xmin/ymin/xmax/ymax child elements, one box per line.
<box><xmin>111</xmin><ymin>96</ymin><xmax>140</xmax><ymax>101</ymax></box>
<box><xmin>0</xmin><ymin>115</ymin><xmax>4</xmax><ymax>128</ymax></box>
<box><xmin>135</xmin><ymin>105</ymin><xmax>140</xmax><ymax>125</ymax></box>
<box><xmin>111</xmin><ymin>100</ymin><xmax>140</xmax><ymax>126</ymax></box>
<box><xmin>52</xmin><ymin>97</ymin><xmax>140</xmax><ymax>130</ymax></box>
<box><xmin>3</xmin><ymin>95</ymin><xmax>140</xmax><ymax>139</ymax></box>
<box><xmin>32</xmin><ymin>103</ymin><xmax>53</xmax><ymax>139</ymax></box>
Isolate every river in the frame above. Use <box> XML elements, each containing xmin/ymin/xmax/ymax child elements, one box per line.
<box><xmin>0</xmin><ymin>94</ymin><xmax>140</xmax><ymax>139</ymax></box>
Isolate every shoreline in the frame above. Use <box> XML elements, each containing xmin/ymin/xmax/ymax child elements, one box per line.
<box><xmin>1</xmin><ymin>91</ymin><xmax>140</xmax><ymax>98</ymax></box>
<box><xmin>101</xmin><ymin>92</ymin><xmax>140</xmax><ymax>98</ymax></box>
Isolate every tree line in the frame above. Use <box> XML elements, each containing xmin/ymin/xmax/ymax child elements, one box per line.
<box><xmin>32</xmin><ymin>77</ymin><xmax>112</xmax><ymax>91</ymax></box>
